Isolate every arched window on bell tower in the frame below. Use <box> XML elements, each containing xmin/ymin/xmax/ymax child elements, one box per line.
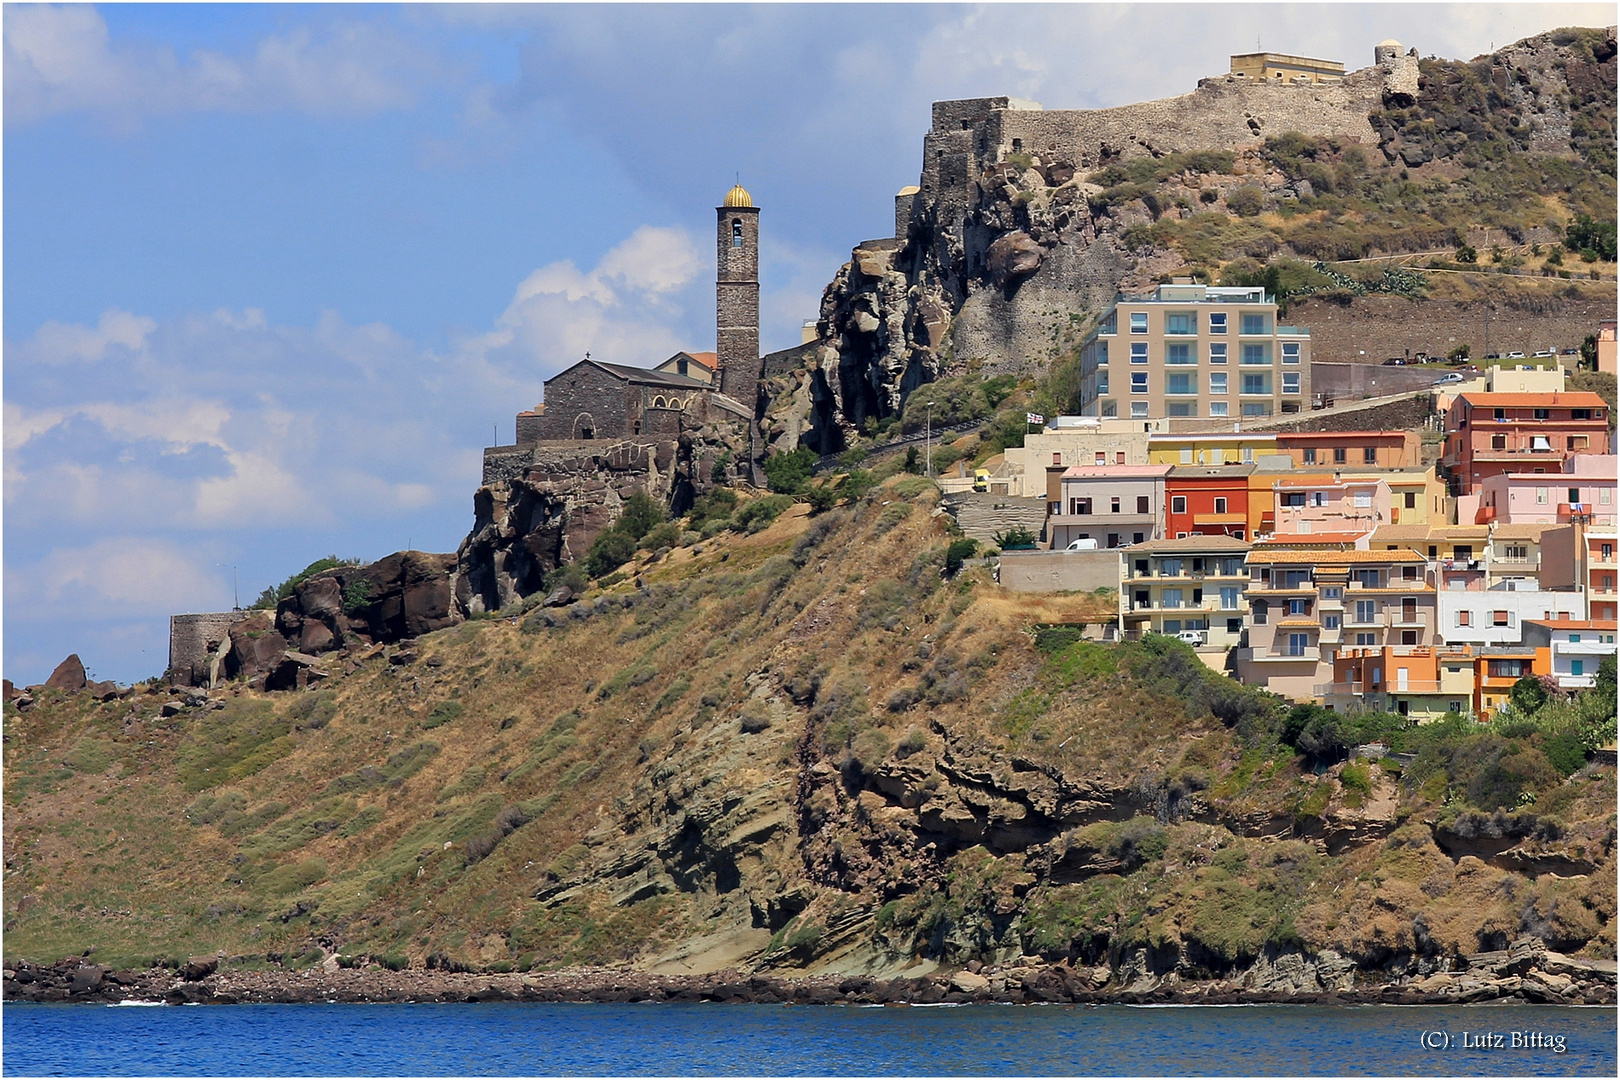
<box><xmin>732</xmin><ymin>220</ymin><xmax>743</xmax><ymax>248</ymax></box>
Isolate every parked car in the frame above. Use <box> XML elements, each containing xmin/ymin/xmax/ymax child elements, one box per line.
<box><xmin>1507</xmin><ymin>350</ymin><xmax>1526</xmax><ymax>359</ymax></box>
<box><xmin>1533</xmin><ymin>349</ymin><xmax>1556</xmax><ymax>358</ymax></box>
<box><xmin>1381</xmin><ymin>357</ymin><xmax>1407</xmax><ymax>366</ymax></box>
<box><xmin>1176</xmin><ymin>629</ymin><xmax>1207</xmax><ymax>646</ymax></box>
<box><xmin>1433</xmin><ymin>372</ymin><xmax>1467</xmax><ymax>385</ymax></box>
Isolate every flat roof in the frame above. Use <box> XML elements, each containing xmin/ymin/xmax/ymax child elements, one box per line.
<box><xmin>1167</xmin><ymin>465</ymin><xmax>1257</xmax><ymax>478</ymax></box>
<box><xmin>1248</xmin><ymin>548</ymin><xmax>1424</xmax><ymax>564</ymax></box>
<box><xmin>1129</xmin><ymin>536</ymin><xmax>1253</xmax><ymax>554</ymax></box>
<box><xmin>1456</xmin><ymin>392</ymin><xmax>1608</xmax><ymax>408</ymax></box>
<box><xmin>1060</xmin><ymin>465</ymin><xmax>1173</xmax><ymax>479</ymax></box>
<box><xmin>1524</xmin><ymin>619</ymin><xmax>1618</xmax><ymax>629</ymax></box>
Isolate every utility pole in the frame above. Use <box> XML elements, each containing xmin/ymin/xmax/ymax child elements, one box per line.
<box><xmin>233</xmin><ymin>567</ymin><xmax>239</xmax><ymax>612</ymax></box>
<box><xmin>925</xmin><ymin>401</ymin><xmax>935</xmax><ymax>476</ymax></box>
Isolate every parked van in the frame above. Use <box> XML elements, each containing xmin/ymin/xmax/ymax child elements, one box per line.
<box><xmin>1065</xmin><ymin>538</ymin><xmax>1100</xmax><ymax>551</ymax></box>
<box><xmin>973</xmin><ymin>469</ymin><xmax>991</xmax><ymax>492</ymax></box>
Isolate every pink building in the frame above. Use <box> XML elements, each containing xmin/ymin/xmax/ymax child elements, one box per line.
<box><xmin>1048</xmin><ymin>465</ymin><xmax>1171</xmax><ymax>549</ymax></box>
<box><xmin>1269</xmin><ymin>476</ymin><xmax>1391</xmax><ymax>542</ymax></box>
<box><xmin>1477</xmin><ymin>455</ymin><xmax>1617</xmax><ymax>527</ymax></box>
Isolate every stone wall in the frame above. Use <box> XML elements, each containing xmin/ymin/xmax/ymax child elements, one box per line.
<box><xmin>168</xmin><ymin>612</ymin><xmax>253</xmax><ymax>687</ymax></box>
<box><xmin>717</xmin><ymin>205</ymin><xmax>761</xmax><ymax>409</ymax></box>
<box><xmin>1253</xmin><ymin>393</ymin><xmax>1433</xmax><ymax>435</ymax></box>
<box><xmin>1287</xmin><ymin>292</ymin><xmax>1615</xmax><ymax>364</ymax></box>
<box><xmin>998</xmin><ymin>550</ymin><xmax>1121</xmax><ymax>593</ymax></box>
<box><xmin>538</xmin><ymin>364</ymin><xmax>631</xmax><ymax>441</ymax></box>
<box><xmin>1310</xmin><ymin>361</ymin><xmax>1442</xmax><ymax>401</ymax></box>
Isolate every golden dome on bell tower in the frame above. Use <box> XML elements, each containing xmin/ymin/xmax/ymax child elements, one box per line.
<box><xmin>722</xmin><ymin>183</ymin><xmax>753</xmax><ymax>208</ymax></box>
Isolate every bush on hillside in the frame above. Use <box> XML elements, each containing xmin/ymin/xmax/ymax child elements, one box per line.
<box><xmin>251</xmin><ymin>556</ymin><xmax>362</xmax><ymax>610</ymax></box>
<box><xmin>763</xmin><ymin>447</ymin><xmax>818</xmax><ymax>494</ymax></box>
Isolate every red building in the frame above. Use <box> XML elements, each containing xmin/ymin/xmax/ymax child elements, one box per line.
<box><xmin>1165</xmin><ymin>465</ymin><xmax>1254</xmax><ymax>539</ymax></box>
<box><xmin>1440</xmin><ymin>392</ymin><xmax>1610</xmax><ymax>495</ymax></box>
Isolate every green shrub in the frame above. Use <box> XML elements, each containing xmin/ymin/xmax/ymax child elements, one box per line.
<box><xmin>803</xmin><ymin>484</ymin><xmax>838</xmax><ymax>514</ymax></box>
<box><xmin>341</xmin><ymin>579</ymin><xmax>373</xmax><ymax>615</ymax></box>
<box><xmin>251</xmin><ymin>556</ymin><xmax>361</xmax><ymax>610</ymax></box>
<box><xmin>640</xmin><ymin>521</ymin><xmax>683</xmax><ymax>553</ymax></box>
<box><xmin>1227</xmin><ymin>186</ymin><xmax>1264</xmax><ymax>217</ymax></box>
<box><xmin>944</xmin><ymin>538</ymin><xmax>979</xmax><ymax>576</ymax></box>
<box><xmin>763</xmin><ymin>447</ymin><xmax>818</xmax><ymax>495</ymax></box>
<box><xmin>586</xmin><ymin>529</ymin><xmax>637</xmax><ymax>578</ymax></box>
<box><xmin>732</xmin><ymin>495</ymin><xmax>793</xmax><ymax>533</ymax></box>
<box><xmin>423</xmin><ymin>701</ymin><xmax>464</xmax><ymax>729</ymax></box>
<box><xmin>993</xmin><ymin>526</ymin><xmax>1037</xmax><ymax>550</ymax></box>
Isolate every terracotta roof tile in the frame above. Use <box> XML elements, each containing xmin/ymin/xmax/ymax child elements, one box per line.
<box><xmin>1248</xmin><ymin>548</ymin><xmax>1425</xmax><ymax>564</ymax></box>
<box><xmin>1456</xmin><ymin>392</ymin><xmax>1608</xmax><ymax>408</ymax></box>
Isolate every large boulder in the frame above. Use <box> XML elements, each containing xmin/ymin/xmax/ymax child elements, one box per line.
<box><xmin>984</xmin><ymin>231</ymin><xmax>1044</xmax><ymax>286</ymax></box>
<box><xmin>44</xmin><ymin>654</ymin><xmax>87</xmax><ymax>693</ymax></box>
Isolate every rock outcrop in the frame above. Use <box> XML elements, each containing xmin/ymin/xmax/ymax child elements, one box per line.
<box><xmin>769</xmin><ymin>27</ymin><xmax>1615</xmax><ymax>450</ymax></box>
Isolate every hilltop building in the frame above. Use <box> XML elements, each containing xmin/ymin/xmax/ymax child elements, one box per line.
<box><xmin>1078</xmin><ymin>280</ymin><xmax>1311</xmax><ymax>421</ymax></box>
<box><xmin>1228</xmin><ymin>51</ymin><xmax>1345</xmax><ymax>83</ymax></box>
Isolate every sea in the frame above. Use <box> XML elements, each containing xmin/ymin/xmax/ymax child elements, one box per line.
<box><xmin>1</xmin><ymin>1002</ymin><xmax>1613</xmax><ymax>1076</ymax></box>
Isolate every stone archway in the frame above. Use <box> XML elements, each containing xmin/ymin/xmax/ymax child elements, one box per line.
<box><xmin>573</xmin><ymin>413</ymin><xmax>596</xmax><ymax>440</ymax></box>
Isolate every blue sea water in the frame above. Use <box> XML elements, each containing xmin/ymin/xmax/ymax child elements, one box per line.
<box><xmin>1</xmin><ymin>1002</ymin><xmax>1613</xmax><ymax>1076</ymax></box>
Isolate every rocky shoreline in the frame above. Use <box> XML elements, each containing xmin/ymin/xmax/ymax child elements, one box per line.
<box><xmin>7</xmin><ymin>939</ymin><xmax>1614</xmax><ymax>1008</ymax></box>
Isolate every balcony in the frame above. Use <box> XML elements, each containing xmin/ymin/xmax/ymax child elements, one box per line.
<box><xmin>1317</xmin><ymin>681</ymin><xmax>1445</xmax><ymax>696</ymax></box>
<box><xmin>1248</xmin><ymin>646</ymin><xmax>1321</xmax><ymax>662</ymax></box>
<box><xmin>1557</xmin><ymin>674</ymin><xmax>1597</xmax><ymax>690</ymax></box>
<box><xmin>1555</xmin><ymin>640</ymin><xmax>1617</xmax><ymax>656</ymax></box>
<box><xmin>1389</xmin><ymin>612</ymin><xmax>1428</xmax><ymax>628</ymax></box>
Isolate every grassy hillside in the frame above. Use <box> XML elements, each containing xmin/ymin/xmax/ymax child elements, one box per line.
<box><xmin>5</xmin><ymin>476</ymin><xmax>1615</xmax><ymax>978</ymax></box>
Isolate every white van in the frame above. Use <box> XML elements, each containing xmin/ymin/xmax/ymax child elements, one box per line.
<box><xmin>1065</xmin><ymin>538</ymin><xmax>1100</xmax><ymax>551</ymax></box>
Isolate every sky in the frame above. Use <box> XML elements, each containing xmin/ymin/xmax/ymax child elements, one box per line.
<box><xmin>4</xmin><ymin>2</ymin><xmax>1612</xmax><ymax>686</ymax></box>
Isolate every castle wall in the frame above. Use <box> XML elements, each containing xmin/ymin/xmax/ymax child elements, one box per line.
<box><xmin>169</xmin><ymin>611</ymin><xmax>252</xmax><ymax>687</ymax></box>
<box><xmin>516</xmin><ymin>413</ymin><xmax>545</xmax><ymax>444</ymax></box>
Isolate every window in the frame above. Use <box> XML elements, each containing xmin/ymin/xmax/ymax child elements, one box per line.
<box><xmin>1131</xmin><ymin>372</ymin><xmax>1148</xmax><ymax>394</ymax></box>
<box><xmin>1241</xmin><ymin>313</ymin><xmax>1266</xmax><ymax>335</ymax></box>
<box><xmin>1252</xmin><ymin>599</ymin><xmax>1268</xmax><ymax>624</ymax></box>
<box><xmin>1160</xmin><ymin>558</ymin><xmax>1183</xmax><ymax>577</ymax></box>
<box><xmin>1282</xmin><ymin>372</ymin><xmax>1301</xmax><ymax>394</ymax></box>
<box><xmin>1097</xmin><ymin>342</ymin><xmax>1109</xmax><ymax>365</ymax></box>
<box><xmin>1355</xmin><ymin>568</ymin><xmax>1382</xmax><ymax>588</ymax></box>
<box><xmin>1456</xmin><ymin>610</ymin><xmax>1471</xmax><ymax>626</ymax></box>
<box><xmin>1116</xmin><ymin>452</ymin><xmax>1126</xmax><ymax>465</ymax></box>
<box><xmin>1220</xmin><ymin>587</ymin><xmax>1240</xmax><ymax>610</ymax></box>
<box><xmin>1209</xmin><ymin>372</ymin><xmax>1228</xmax><ymax>395</ymax></box>
<box><xmin>1503</xmin><ymin>545</ymin><xmax>1527</xmax><ymax>561</ymax></box>
<box><xmin>1324</xmin><ymin>614</ymin><xmax>1341</xmax><ymax>629</ymax></box>
<box><xmin>732</xmin><ymin>220</ymin><xmax>744</xmax><ymax>247</ymax></box>
<box><xmin>1353</xmin><ymin>492</ymin><xmax>1373</xmax><ymax>509</ymax></box>
<box><xmin>1531</xmin><ymin>435</ymin><xmax>1552</xmax><ymax>452</ymax></box>
<box><xmin>1333</xmin><ymin>447</ymin><xmax>1347</xmax><ymax>464</ymax></box>
<box><xmin>1209</xmin><ymin>343</ymin><xmax>1228</xmax><ymax>364</ymax></box>
<box><xmin>1494</xmin><ymin>407</ymin><xmax>1506</xmax><ymax>421</ymax></box>
<box><xmin>1303</xmin><ymin>447</ymin><xmax>1317</xmax><ymax>464</ymax></box>
<box><xmin>1289</xmin><ymin>598</ymin><xmax>1307</xmax><ymax>615</ymax></box>
<box><xmin>1130</xmin><ymin>312</ymin><xmax>1148</xmax><ymax>334</ymax></box>
<box><xmin>1165</xmin><ymin>313</ymin><xmax>1195</xmax><ymax>335</ymax></box>
<box><xmin>1322</xmin><ymin>586</ymin><xmax>1342</xmax><ymax>599</ymax></box>
<box><xmin>1094</xmin><ymin>452</ymin><xmax>1105</xmax><ymax>465</ymax></box>
<box><xmin>1130</xmin><ymin>401</ymin><xmax>1149</xmax><ymax>418</ymax></box>
<box><xmin>1362</xmin><ymin>446</ymin><xmax>1377</xmax><ymax>465</ymax></box>
<box><xmin>1162</xmin><ymin>589</ymin><xmax>1183</xmax><ymax>609</ymax></box>
<box><xmin>1489</xmin><ymin>659</ymin><xmax>1527</xmax><ymax>678</ymax></box>
<box><xmin>1355</xmin><ymin>633</ymin><xmax>1376</xmax><ymax>645</ymax></box>
<box><xmin>1569</xmin><ymin>633</ymin><xmax>1582</xmax><ymax>643</ymax></box>
<box><xmin>1137</xmin><ymin>496</ymin><xmax>1150</xmax><ymax>514</ymax></box>
<box><xmin>1492</xmin><ymin>610</ymin><xmax>1510</xmax><ymax>626</ymax></box>
<box><xmin>1096</xmin><ymin>374</ymin><xmax>1109</xmax><ymax>394</ymax></box>
<box><xmin>1171</xmin><ymin>495</ymin><xmax>1187</xmax><ymax>514</ymax></box>
<box><xmin>1402</xmin><ymin>565</ymin><xmax>1418</xmax><ymax>581</ymax></box>
<box><xmin>1490</xmin><ymin>434</ymin><xmax>1507</xmax><ymax>450</ymax></box>
<box><xmin>1536</xmin><ymin>487</ymin><xmax>1548</xmax><ymax>504</ymax></box>
<box><xmin>1209</xmin><ymin>401</ymin><xmax>1229</xmax><ymax>417</ymax></box>
<box><xmin>1214</xmin><ymin>497</ymin><xmax>1228</xmax><ymax>513</ymax></box>
<box><xmin>1404</xmin><ymin>491</ymin><xmax>1416</xmax><ymax>509</ymax></box>
<box><xmin>1283</xmin><ymin>492</ymin><xmax>1306</xmax><ymax>508</ymax></box>
<box><xmin>1286</xmin><ymin>633</ymin><xmax>1310</xmax><ymax>657</ymax></box>
<box><xmin>1166</xmin><ymin>343</ymin><xmax>1194</xmax><ymax>365</ymax></box>
<box><xmin>1355</xmin><ymin>600</ymin><xmax>1377</xmax><ymax>623</ymax></box>
<box><xmin>1100</xmin><ymin>313</ymin><xmax>1117</xmax><ymax>335</ymax></box>
<box><xmin>1569</xmin><ymin>487</ymin><xmax>1581</xmax><ymax>503</ymax></box>
<box><xmin>1074</xmin><ymin>498</ymin><xmax>1092</xmax><ymax>515</ymax></box>
<box><xmin>1133</xmin><ymin>532</ymin><xmax>1145</xmax><ymax>544</ymax></box>
<box><xmin>1242</xmin><ymin>343</ymin><xmax>1269</xmax><ymax>365</ymax></box>
<box><xmin>1167</xmin><ymin>373</ymin><xmax>1194</xmax><ymax>395</ymax></box>
<box><xmin>1571</xmin><ymin>660</ymin><xmax>1585</xmax><ymax>677</ymax></box>
<box><xmin>1603</xmin><ymin>488</ymin><xmax>1612</xmax><ymax>505</ymax></box>
<box><xmin>1131</xmin><ymin>342</ymin><xmax>1149</xmax><ymax>363</ymax></box>
<box><xmin>1242</xmin><ymin>373</ymin><xmax>1269</xmax><ymax>395</ymax></box>
<box><xmin>1111</xmin><ymin>497</ymin><xmax>1121</xmax><ymax>513</ymax></box>
<box><xmin>1208</xmin><ymin>312</ymin><xmax>1227</xmax><ymax>334</ymax></box>
<box><xmin>1281</xmin><ymin>342</ymin><xmax>1300</xmax><ymax>363</ymax></box>
<box><xmin>1572</xmin><ymin>408</ymin><xmax>1592</xmax><ymax>420</ymax></box>
<box><xmin>1534</xmin><ymin>408</ymin><xmax>1550</xmax><ymax>420</ymax></box>
<box><xmin>1240</xmin><ymin>447</ymin><xmax>1255</xmax><ymax>463</ymax></box>
<box><xmin>1604</xmin><ymin>544</ymin><xmax>1614</xmax><ymax>559</ymax></box>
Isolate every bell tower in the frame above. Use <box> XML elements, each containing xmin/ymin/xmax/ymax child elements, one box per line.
<box><xmin>716</xmin><ymin>183</ymin><xmax>761</xmax><ymax>410</ymax></box>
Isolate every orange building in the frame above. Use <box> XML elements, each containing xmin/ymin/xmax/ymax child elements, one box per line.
<box><xmin>1440</xmin><ymin>392</ymin><xmax>1611</xmax><ymax>494</ymax></box>
<box><xmin>1324</xmin><ymin>644</ymin><xmax>1477</xmax><ymax>720</ymax></box>
<box><xmin>1275</xmin><ymin>430</ymin><xmax>1421</xmax><ymax>469</ymax></box>
<box><xmin>1473</xmin><ymin>646</ymin><xmax>1553</xmax><ymax>721</ymax></box>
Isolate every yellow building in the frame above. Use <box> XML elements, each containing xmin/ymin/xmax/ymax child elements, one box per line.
<box><xmin>1148</xmin><ymin>432</ymin><xmax>1280</xmax><ymax>467</ymax></box>
<box><xmin>1229</xmin><ymin>52</ymin><xmax>1346</xmax><ymax>83</ymax></box>
<box><xmin>1341</xmin><ymin>467</ymin><xmax>1448</xmax><ymax>526</ymax></box>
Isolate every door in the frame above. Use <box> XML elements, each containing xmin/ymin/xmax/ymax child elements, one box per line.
<box><xmin>1402</xmin><ymin>597</ymin><xmax>1417</xmax><ymax>624</ymax></box>
<box><xmin>1396</xmin><ymin>667</ymin><xmax>1409</xmax><ymax>692</ymax></box>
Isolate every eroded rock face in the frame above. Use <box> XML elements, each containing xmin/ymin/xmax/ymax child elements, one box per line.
<box><xmin>44</xmin><ymin>655</ymin><xmax>87</xmax><ymax>692</ymax></box>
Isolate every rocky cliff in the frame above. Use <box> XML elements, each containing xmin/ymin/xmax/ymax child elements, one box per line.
<box><xmin>775</xmin><ymin>26</ymin><xmax>1616</xmax><ymax>452</ymax></box>
<box><xmin>6</xmin><ymin>476</ymin><xmax>1614</xmax><ymax>997</ymax></box>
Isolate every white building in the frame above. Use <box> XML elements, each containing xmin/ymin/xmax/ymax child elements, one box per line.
<box><xmin>1436</xmin><ymin>587</ymin><xmax>1586</xmax><ymax>647</ymax></box>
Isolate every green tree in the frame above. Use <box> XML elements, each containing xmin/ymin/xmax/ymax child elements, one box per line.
<box><xmin>992</xmin><ymin>526</ymin><xmax>1037</xmax><ymax>550</ymax></box>
<box><xmin>903</xmin><ymin>446</ymin><xmax>921</xmax><ymax>474</ymax></box>
<box><xmin>617</xmin><ymin>491</ymin><xmax>665</xmax><ymax>543</ymax></box>
<box><xmin>251</xmin><ymin>556</ymin><xmax>360</xmax><ymax>609</ymax></box>
<box><xmin>1566</xmin><ymin>214</ymin><xmax>1617</xmax><ymax>262</ymax></box>
<box><xmin>944</xmin><ymin>538</ymin><xmax>979</xmax><ymax>576</ymax></box>
<box><xmin>585</xmin><ymin>529</ymin><xmax>637</xmax><ymax>578</ymax></box>
<box><xmin>1226</xmin><ymin>186</ymin><xmax>1264</xmax><ymax>217</ymax></box>
<box><xmin>1509</xmin><ymin>674</ymin><xmax>1550</xmax><ymax>717</ymax></box>
<box><xmin>1455</xmin><ymin>244</ymin><xmax>1478</xmax><ymax>264</ymax></box>
<box><xmin>763</xmin><ymin>447</ymin><xmax>818</xmax><ymax>495</ymax></box>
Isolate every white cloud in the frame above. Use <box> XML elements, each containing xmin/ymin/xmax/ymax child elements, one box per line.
<box><xmin>13</xmin><ymin>308</ymin><xmax>155</xmax><ymax>365</ymax></box>
<box><xmin>4</xmin><ymin>4</ymin><xmax>436</xmax><ymax>126</ymax></box>
<box><xmin>18</xmin><ymin>537</ymin><xmax>225</xmax><ymax>614</ymax></box>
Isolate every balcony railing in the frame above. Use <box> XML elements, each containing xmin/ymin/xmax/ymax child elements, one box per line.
<box><xmin>1248</xmin><ymin>646</ymin><xmax>1321</xmax><ymax>662</ymax></box>
<box><xmin>1317</xmin><ymin>681</ymin><xmax>1446</xmax><ymax>696</ymax></box>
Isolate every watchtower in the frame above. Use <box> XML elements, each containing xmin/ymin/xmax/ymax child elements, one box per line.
<box><xmin>716</xmin><ymin>183</ymin><xmax>761</xmax><ymax>410</ymax></box>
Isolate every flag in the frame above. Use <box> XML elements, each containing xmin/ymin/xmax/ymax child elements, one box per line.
<box><xmin>1026</xmin><ymin>413</ymin><xmax>1045</xmax><ymax>425</ymax></box>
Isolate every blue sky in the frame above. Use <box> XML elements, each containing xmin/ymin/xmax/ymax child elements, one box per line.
<box><xmin>5</xmin><ymin>2</ymin><xmax>1611</xmax><ymax>685</ymax></box>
